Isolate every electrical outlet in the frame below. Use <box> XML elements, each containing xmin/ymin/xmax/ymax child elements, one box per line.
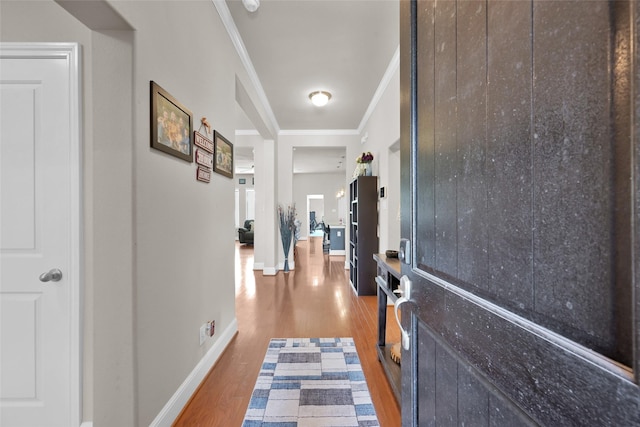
<box><xmin>199</xmin><ymin>324</ymin><xmax>207</xmax><ymax>345</ymax></box>
<box><xmin>208</xmin><ymin>320</ymin><xmax>215</xmax><ymax>337</ymax></box>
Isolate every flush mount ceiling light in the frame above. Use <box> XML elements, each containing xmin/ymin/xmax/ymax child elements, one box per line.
<box><xmin>242</xmin><ymin>0</ymin><xmax>260</xmax><ymax>12</ymax></box>
<box><xmin>309</xmin><ymin>91</ymin><xmax>332</xmax><ymax>107</ymax></box>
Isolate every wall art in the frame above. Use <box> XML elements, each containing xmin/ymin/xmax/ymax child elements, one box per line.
<box><xmin>196</xmin><ymin>149</ymin><xmax>213</xmax><ymax>169</ymax></box>
<box><xmin>213</xmin><ymin>130</ymin><xmax>233</xmax><ymax>178</ymax></box>
<box><xmin>194</xmin><ymin>130</ymin><xmax>214</xmax><ymax>153</ymax></box>
<box><xmin>150</xmin><ymin>81</ymin><xmax>193</xmax><ymax>162</ymax></box>
<box><xmin>196</xmin><ymin>166</ymin><xmax>211</xmax><ymax>183</ymax></box>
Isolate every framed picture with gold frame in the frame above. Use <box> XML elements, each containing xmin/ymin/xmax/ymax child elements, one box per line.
<box><xmin>150</xmin><ymin>81</ymin><xmax>193</xmax><ymax>162</ymax></box>
<box><xmin>213</xmin><ymin>130</ymin><xmax>233</xmax><ymax>178</ymax></box>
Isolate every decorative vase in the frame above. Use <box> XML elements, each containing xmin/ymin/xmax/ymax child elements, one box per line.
<box><xmin>278</xmin><ymin>203</ymin><xmax>296</xmax><ymax>274</ymax></box>
<box><xmin>365</xmin><ymin>163</ymin><xmax>372</xmax><ymax>176</ymax></box>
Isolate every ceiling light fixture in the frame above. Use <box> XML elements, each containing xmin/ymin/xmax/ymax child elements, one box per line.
<box><xmin>242</xmin><ymin>0</ymin><xmax>260</xmax><ymax>12</ymax></box>
<box><xmin>309</xmin><ymin>91</ymin><xmax>331</xmax><ymax>107</ymax></box>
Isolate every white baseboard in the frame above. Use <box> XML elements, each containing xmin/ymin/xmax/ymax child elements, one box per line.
<box><xmin>80</xmin><ymin>422</ymin><xmax>93</xmax><ymax>427</ymax></box>
<box><xmin>254</xmin><ymin>263</ymin><xmax>281</xmax><ymax>275</ymax></box>
<box><xmin>277</xmin><ymin>261</ymin><xmax>295</xmax><ymax>272</ymax></box>
<box><xmin>344</xmin><ymin>260</ymin><xmax>350</xmax><ymax>269</ymax></box>
<box><xmin>263</xmin><ymin>266</ymin><xmax>277</xmax><ymax>275</ymax></box>
<box><xmin>149</xmin><ymin>318</ymin><xmax>239</xmax><ymax>427</ymax></box>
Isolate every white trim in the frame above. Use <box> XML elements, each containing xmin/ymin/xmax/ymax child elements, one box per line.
<box><xmin>235</xmin><ymin>129</ymin><xmax>261</xmax><ymax>136</ymax></box>
<box><xmin>211</xmin><ymin>0</ymin><xmax>280</xmax><ymax>134</ymax></box>
<box><xmin>263</xmin><ymin>266</ymin><xmax>277</xmax><ymax>276</ymax></box>
<box><xmin>69</xmin><ymin>42</ymin><xmax>83</xmax><ymax>427</ymax></box>
<box><xmin>80</xmin><ymin>423</ymin><xmax>93</xmax><ymax>427</ymax></box>
<box><xmin>278</xmin><ymin>129</ymin><xmax>360</xmax><ymax>136</ymax></box>
<box><xmin>357</xmin><ymin>45</ymin><xmax>399</xmax><ymax>134</ymax></box>
<box><xmin>253</xmin><ymin>262</ymin><xmax>265</xmax><ymax>271</ymax></box>
<box><xmin>329</xmin><ymin>250</ymin><xmax>346</xmax><ymax>256</ymax></box>
<box><xmin>149</xmin><ymin>319</ymin><xmax>239</xmax><ymax>427</ymax></box>
<box><xmin>1</xmin><ymin>42</ymin><xmax>83</xmax><ymax>427</ymax></box>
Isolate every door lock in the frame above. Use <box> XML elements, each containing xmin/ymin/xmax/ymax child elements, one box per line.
<box><xmin>399</xmin><ymin>238</ymin><xmax>411</xmax><ymax>265</ymax></box>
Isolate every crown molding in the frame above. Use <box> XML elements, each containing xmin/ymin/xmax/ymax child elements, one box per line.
<box><xmin>278</xmin><ymin>129</ymin><xmax>360</xmax><ymax>137</ymax></box>
<box><xmin>235</xmin><ymin>129</ymin><xmax>261</xmax><ymax>136</ymax></box>
<box><xmin>357</xmin><ymin>45</ymin><xmax>399</xmax><ymax>134</ymax></box>
<box><xmin>211</xmin><ymin>0</ymin><xmax>280</xmax><ymax>135</ymax></box>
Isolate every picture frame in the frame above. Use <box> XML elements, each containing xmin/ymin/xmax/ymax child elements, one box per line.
<box><xmin>150</xmin><ymin>81</ymin><xmax>193</xmax><ymax>162</ymax></box>
<box><xmin>239</xmin><ymin>178</ymin><xmax>246</xmax><ymax>185</ymax></box>
<box><xmin>213</xmin><ymin>130</ymin><xmax>233</xmax><ymax>178</ymax></box>
<box><xmin>196</xmin><ymin>166</ymin><xmax>211</xmax><ymax>183</ymax></box>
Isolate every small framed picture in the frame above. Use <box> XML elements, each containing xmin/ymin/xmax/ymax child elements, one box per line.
<box><xmin>213</xmin><ymin>130</ymin><xmax>233</xmax><ymax>178</ymax></box>
<box><xmin>196</xmin><ymin>166</ymin><xmax>211</xmax><ymax>183</ymax></box>
<box><xmin>150</xmin><ymin>81</ymin><xmax>193</xmax><ymax>162</ymax></box>
<box><xmin>239</xmin><ymin>178</ymin><xmax>246</xmax><ymax>184</ymax></box>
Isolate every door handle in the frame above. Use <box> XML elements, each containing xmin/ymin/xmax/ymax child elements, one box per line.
<box><xmin>394</xmin><ymin>275</ymin><xmax>412</xmax><ymax>350</ymax></box>
<box><xmin>39</xmin><ymin>268</ymin><xmax>63</xmax><ymax>282</ymax></box>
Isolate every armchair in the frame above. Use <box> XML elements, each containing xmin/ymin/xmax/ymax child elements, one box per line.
<box><xmin>238</xmin><ymin>219</ymin><xmax>254</xmax><ymax>245</ymax></box>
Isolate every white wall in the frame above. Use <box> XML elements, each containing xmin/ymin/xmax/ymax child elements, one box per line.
<box><xmin>113</xmin><ymin>2</ymin><xmax>244</xmax><ymax>424</ymax></box>
<box><xmin>358</xmin><ymin>65</ymin><xmax>400</xmax><ymax>253</ymax></box>
<box><xmin>386</xmin><ymin>145</ymin><xmax>401</xmax><ymax>251</ymax></box>
<box><xmin>295</xmin><ymin>174</ymin><xmax>345</xmax><ymax>237</ymax></box>
<box><xmin>0</xmin><ymin>1</ymin><xmax>267</xmax><ymax>425</ymax></box>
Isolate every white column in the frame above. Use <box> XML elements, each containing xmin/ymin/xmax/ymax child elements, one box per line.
<box><xmin>254</xmin><ymin>139</ymin><xmax>278</xmax><ymax>274</ymax></box>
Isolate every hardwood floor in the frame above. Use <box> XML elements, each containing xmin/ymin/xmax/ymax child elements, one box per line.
<box><xmin>173</xmin><ymin>237</ymin><xmax>401</xmax><ymax>426</ymax></box>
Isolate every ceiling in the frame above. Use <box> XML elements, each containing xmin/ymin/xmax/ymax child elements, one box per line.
<box><xmin>225</xmin><ymin>0</ymin><xmax>399</xmax><ymax>174</ymax></box>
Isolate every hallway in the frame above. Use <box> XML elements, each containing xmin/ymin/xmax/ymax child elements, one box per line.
<box><xmin>173</xmin><ymin>238</ymin><xmax>401</xmax><ymax>426</ymax></box>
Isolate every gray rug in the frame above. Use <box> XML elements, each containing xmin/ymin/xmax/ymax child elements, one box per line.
<box><xmin>242</xmin><ymin>337</ymin><xmax>379</xmax><ymax>426</ymax></box>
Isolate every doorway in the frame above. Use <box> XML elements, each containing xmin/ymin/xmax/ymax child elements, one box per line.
<box><xmin>307</xmin><ymin>195</ymin><xmax>324</xmax><ymax>237</ymax></box>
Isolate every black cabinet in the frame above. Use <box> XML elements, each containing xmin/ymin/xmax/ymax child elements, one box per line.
<box><xmin>348</xmin><ymin>176</ymin><xmax>378</xmax><ymax>296</ymax></box>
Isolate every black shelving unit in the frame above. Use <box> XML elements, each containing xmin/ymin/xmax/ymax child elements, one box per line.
<box><xmin>348</xmin><ymin>176</ymin><xmax>378</xmax><ymax>296</ymax></box>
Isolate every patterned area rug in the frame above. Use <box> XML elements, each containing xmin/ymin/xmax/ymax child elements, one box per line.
<box><xmin>242</xmin><ymin>337</ymin><xmax>380</xmax><ymax>426</ymax></box>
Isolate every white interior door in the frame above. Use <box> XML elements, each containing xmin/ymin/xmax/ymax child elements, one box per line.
<box><xmin>0</xmin><ymin>44</ymin><xmax>81</xmax><ymax>427</ymax></box>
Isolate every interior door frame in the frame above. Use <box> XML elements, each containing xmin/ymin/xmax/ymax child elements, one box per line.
<box><xmin>1</xmin><ymin>42</ymin><xmax>83</xmax><ymax>425</ymax></box>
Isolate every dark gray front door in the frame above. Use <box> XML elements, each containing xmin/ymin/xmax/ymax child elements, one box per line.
<box><xmin>399</xmin><ymin>0</ymin><xmax>640</xmax><ymax>425</ymax></box>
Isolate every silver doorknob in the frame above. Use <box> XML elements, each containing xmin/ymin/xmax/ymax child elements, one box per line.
<box><xmin>39</xmin><ymin>268</ymin><xmax>63</xmax><ymax>282</ymax></box>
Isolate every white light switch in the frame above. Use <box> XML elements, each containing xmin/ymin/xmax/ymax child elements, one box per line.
<box><xmin>337</xmin><ymin>231</ymin><xmax>341</xmax><ymax>237</ymax></box>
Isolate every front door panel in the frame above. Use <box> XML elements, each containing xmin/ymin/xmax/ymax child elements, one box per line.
<box><xmin>400</xmin><ymin>1</ymin><xmax>640</xmax><ymax>425</ymax></box>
